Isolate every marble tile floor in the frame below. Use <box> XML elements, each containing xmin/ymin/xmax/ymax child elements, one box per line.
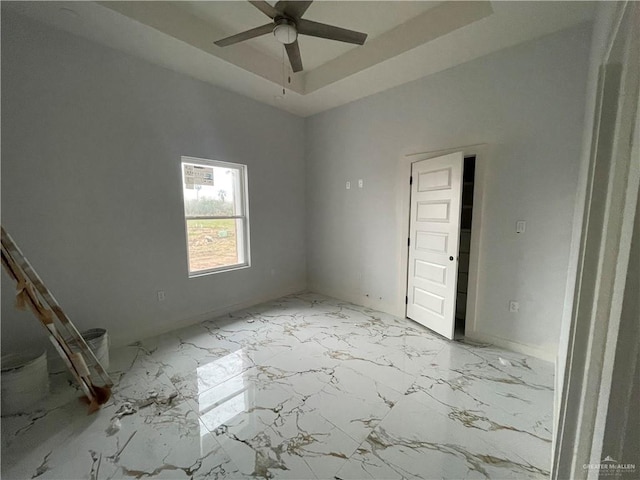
<box><xmin>1</xmin><ymin>292</ymin><xmax>555</xmax><ymax>480</ymax></box>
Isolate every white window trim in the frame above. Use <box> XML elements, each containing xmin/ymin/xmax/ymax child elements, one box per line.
<box><xmin>180</xmin><ymin>155</ymin><xmax>251</xmax><ymax>277</ymax></box>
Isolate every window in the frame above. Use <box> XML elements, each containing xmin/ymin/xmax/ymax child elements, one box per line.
<box><xmin>180</xmin><ymin>156</ymin><xmax>250</xmax><ymax>276</ymax></box>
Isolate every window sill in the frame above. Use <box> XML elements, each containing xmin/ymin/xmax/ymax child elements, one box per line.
<box><xmin>188</xmin><ymin>263</ymin><xmax>250</xmax><ymax>278</ymax></box>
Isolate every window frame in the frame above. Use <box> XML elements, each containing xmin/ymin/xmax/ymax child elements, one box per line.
<box><xmin>180</xmin><ymin>156</ymin><xmax>251</xmax><ymax>277</ymax></box>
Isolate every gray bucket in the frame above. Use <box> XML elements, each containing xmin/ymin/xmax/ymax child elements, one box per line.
<box><xmin>1</xmin><ymin>352</ymin><xmax>49</xmax><ymax>416</ymax></box>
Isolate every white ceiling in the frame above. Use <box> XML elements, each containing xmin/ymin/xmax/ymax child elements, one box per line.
<box><xmin>180</xmin><ymin>1</ymin><xmax>440</xmax><ymax>71</ymax></box>
<box><xmin>3</xmin><ymin>1</ymin><xmax>596</xmax><ymax>117</ymax></box>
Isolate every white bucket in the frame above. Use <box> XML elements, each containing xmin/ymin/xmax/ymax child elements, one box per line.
<box><xmin>48</xmin><ymin>328</ymin><xmax>110</xmax><ymax>374</ymax></box>
<box><xmin>81</xmin><ymin>328</ymin><xmax>110</xmax><ymax>370</ymax></box>
<box><xmin>1</xmin><ymin>352</ymin><xmax>49</xmax><ymax>416</ymax></box>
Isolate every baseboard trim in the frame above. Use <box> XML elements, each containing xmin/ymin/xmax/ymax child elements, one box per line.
<box><xmin>465</xmin><ymin>331</ymin><xmax>556</xmax><ymax>363</ymax></box>
<box><xmin>310</xmin><ymin>283</ymin><xmax>556</xmax><ymax>362</ymax></box>
<box><xmin>307</xmin><ymin>283</ymin><xmax>402</xmax><ymax>318</ymax></box>
<box><xmin>110</xmin><ymin>282</ymin><xmax>556</xmax><ymax>364</ymax></box>
<box><xmin>109</xmin><ymin>285</ymin><xmax>306</xmax><ymax>348</ymax></box>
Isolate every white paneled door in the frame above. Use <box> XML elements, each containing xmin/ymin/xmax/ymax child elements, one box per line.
<box><xmin>407</xmin><ymin>152</ymin><xmax>463</xmax><ymax>339</ymax></box>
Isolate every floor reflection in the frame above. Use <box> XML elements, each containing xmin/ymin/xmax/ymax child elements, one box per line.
<box><xmin>196</xmin><ymin>351</ymin><xmax>251</xmax><ymax>436</ymax></box>
<box><xmin>2</xmin><ymin>293</ymin><xmax>554</xmax><ymax>480</ymax></box>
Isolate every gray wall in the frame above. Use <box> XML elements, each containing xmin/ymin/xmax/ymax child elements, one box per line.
<box><xmin>305</xmin><ymin>23</ymin><xmax>592</xmax><ymax>359</ymax></box>
<box><xmin>1</xmin><ymin>12</ymin><xmax>306</xmax><ymax>354</ymax></box>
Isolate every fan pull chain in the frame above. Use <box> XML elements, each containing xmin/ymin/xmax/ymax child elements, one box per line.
<box><xmin>282</xmin><ymin>45</ymin><xmax>286</xmax><ymax>96</ymax></box>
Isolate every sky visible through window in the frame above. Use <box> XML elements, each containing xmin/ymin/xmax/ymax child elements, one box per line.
<box><xmin>182</xmin><ymin>164</ymin><xmax>236</xmax><ymax>209</ymax></box>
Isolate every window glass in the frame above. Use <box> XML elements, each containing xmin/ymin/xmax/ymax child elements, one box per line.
<box><xmin>181</xmin><ymin>157</ymin><xmax>249</xmax><ymax>276</ymax></box>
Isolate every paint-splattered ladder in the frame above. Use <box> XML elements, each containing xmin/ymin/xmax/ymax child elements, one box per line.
<box><xmin>1</xmin><ymin>226</ymin><xmax>113</xmax><ymax>412</ymax></box>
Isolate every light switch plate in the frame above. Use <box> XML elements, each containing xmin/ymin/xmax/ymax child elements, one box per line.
<box><xmin>516</xmin><ymin>220</ymin><xmax>526</xmax><ymax>234</ymax></box>
<box><xmin>346</xmin><ymin>181</ymin><xmax>351</xmax><ymax>190</ymax></box>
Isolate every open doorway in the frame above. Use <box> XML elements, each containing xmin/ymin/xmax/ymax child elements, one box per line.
<box><xmin>455</xmin><ymin>155</ymin><xmax>476</xmax><ymax>339</ymax></box>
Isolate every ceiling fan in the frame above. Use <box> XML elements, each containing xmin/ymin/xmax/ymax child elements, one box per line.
<box><xmin>214</xmin><ymin>0</ymin><xmax>368</xmax><ymax>73</ymax></box>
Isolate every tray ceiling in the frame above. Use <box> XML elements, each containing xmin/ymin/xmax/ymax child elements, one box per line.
<box><xmin>2</xmin><ymin>1</ymin><xmax>596</xmax><ymax>117</ymax></box>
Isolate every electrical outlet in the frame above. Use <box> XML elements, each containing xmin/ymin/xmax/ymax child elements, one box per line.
<box><xmin>358</xmin><ymin>179</ymin><xmax>364</xmax><ymax>188</ymax></box>
<box><xmin>509</xmin><ymin>301</ymin><xmax>519</xmax><ymax>313</ymax></box>
<box><xmin>157</xmin><ymin>290</ymin><xmax>166</xmax><ymax>302</ymax></box>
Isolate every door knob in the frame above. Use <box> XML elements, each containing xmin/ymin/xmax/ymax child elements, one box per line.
<box><xmin>449</xmin><ymin>256</ymin><xmax>454</xmax><ymax>261</ymax></box>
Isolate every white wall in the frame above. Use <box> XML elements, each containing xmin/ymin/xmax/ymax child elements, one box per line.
<box><xmin>305</xmin><ymin>23</ymin><xmax>592</xmax><ymax>360</ymax></box>
<box><xmin>1</xmin><ymin>12</ymin><xmax>593</xmax><ymax>363</ymax></box>
<box><xmin>1</xmin><ymin>12</ymin><xmax>306</xmax><ymax>355</ymax></box>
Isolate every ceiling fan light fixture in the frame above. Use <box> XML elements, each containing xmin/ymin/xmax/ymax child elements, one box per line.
<box><xmin>273</xmin><ymin>20</ymin><xmax>297</xmax><ymax>45</ymax></box>
<box><xmin>215</xmin><ymin>1</ymin><xmax>368</xmax><ymax>72</ymax></box>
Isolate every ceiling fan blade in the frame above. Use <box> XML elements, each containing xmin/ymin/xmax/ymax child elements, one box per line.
<box><xmin>285</xmin><ymin>40</ymin><xmax>303</xmax><ymax>72</ymax></box>
<box><xmin>275</xmin><ymin>1</ymin><xmax>313</xmax><ymax>19</ymax></box>
<box><xmin>214</xmin><ymin>23</ymin><xmax>274</xmax><ymax>47</ymax></box>
<box><xmin>297</xmin><ymin>19</ymin><xmax>367</xmax><ymax>45</ymax></box>
<box><xmin>248</xmin><ymin>0</ymin><xmax>279</xmax><ymax>19</ymax></box>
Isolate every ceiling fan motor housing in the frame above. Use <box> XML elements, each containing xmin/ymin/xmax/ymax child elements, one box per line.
<box><xmin>273</xmin><ymin>18</ymin><xmax>297</xmax><ymax>45</ymax></box>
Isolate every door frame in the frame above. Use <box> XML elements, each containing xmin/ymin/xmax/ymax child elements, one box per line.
<box><xmin>552</xmin><ymin>1</ymin><xmax>640</xmax><ymax>478</ymax></box>
<box><xmin>396</xmin><ymin>143</ymin><xmax>489</xmax><ymax>339</ymax></box>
